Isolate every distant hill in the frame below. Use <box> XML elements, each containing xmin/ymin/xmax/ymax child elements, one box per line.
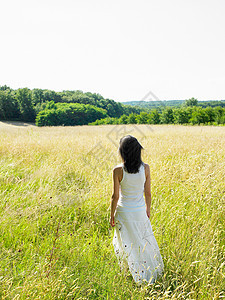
<box><xmin>120</xmin><ymin>99</ymin><xmax>225</xmax><ymax>109</ymax></box>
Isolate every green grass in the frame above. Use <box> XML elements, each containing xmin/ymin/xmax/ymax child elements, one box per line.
<box><xmin>0</xmin><ymin>122</ymin><xmax>224</xmax><ymax>299</ymax></box>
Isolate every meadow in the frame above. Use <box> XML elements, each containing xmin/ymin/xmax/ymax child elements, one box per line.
<box><xmin>0</xmin><ymin>121</ymin><xmax>224</xmax><ymax>299</ymax></box>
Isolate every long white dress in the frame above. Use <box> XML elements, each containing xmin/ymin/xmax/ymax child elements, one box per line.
<box><xmin>113</xmin><ymin>162</ymin><xmax>164</xmax><ymax>284</ymax></box>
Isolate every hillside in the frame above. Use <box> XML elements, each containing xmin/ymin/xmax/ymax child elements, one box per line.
<box><xmin>121</xmin><ymin>99</ymin><xmax>225</xmax><ymax>109</ymax></box>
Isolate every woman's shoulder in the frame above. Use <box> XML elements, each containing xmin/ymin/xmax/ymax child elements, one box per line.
<box><xmin>113</xmin><ymin>163</ymin><xmax>123</xmax><ymax>174</ymax></box>
<box><xmin>113</xmin><ymin>163</ymin><xmax>123</xmax><ymax>170</ymax></box>
<box><xmin>113</xmin><ymin>164</ymin><xmax>123</xmax><ymax>182</ymax></box>
<box><xmin>143</xmin><ymin>162</ymin><xmax>149</xmax><ymax>169</ymax></box>
<box><xmin>113</xmin><ymin>162</ymin><xmax>148</xmax><ymax>173</ymax></box>
<box><xmin>143</xmin><ymin>162</ymin><xmax>150</xmax><ymax>175</ymax></box>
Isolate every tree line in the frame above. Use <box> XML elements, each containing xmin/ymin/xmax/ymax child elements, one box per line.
<box><xmin>35</xmin><ymin>101</ymin><xmax>108</xmax><ymax>126</ymax></box>
<box><xmin>122</xmin><ymin>98</ymin><xmax>225</xmax><ymax>109</ymax></box>
<box><xmin>0</xmin><ymin>85</ymin><xmax>141</xmax><ymax>124</ymax></box>
<box><xmin>89</xmin><ymin>105</ymin><xmax>225</xmax><ymax>126</ymax></box>
<box><xmin>0</xmin><ymin>85</ymin><xmax>224</xmax><ymax>126</ymax></box>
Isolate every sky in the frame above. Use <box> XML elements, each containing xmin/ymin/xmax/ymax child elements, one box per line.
<box><xmin>0</xmin><ymin>0</ymin><xmax>225</xmax><ymax>102</ymax></box>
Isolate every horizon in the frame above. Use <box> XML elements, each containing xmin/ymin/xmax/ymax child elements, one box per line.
<box><xmin>1</xmin><ymin>83</ymin><xmax>224</xmax><ymax>103</ymax></box>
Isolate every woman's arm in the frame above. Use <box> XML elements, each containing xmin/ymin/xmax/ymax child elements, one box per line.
<box><xmin>110</xmin><ymin>167</ymin><xmax>120</xmax><ymax>227</ymax></box>
<box><xmin>144</xmin><ymin>164</ymin><xmax>152</xmax><ymax>218</ymax></box>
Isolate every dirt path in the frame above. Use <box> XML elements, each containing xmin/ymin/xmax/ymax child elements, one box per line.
<box><xmin>0</xmin><ymin>121</ymin><xmax>36</xmax><ymax>128</ymax></box>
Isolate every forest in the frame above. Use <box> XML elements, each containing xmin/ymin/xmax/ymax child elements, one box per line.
<box><xmin>90</xmin><ymin>105</ymin><xmax>225</xmax><ymax>126</ymax></box>
<box><xmin>0</xmin><ymin>85</ymin><xmax>224</xmax><ymax>126</ymax></box>
<box><xmin>0</xmin><ymin>85</ymin><xmax>140</xmax><ymax>125</ymax></box>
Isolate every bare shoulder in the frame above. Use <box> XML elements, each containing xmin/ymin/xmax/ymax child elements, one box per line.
<box><xmin>113</xmin><ymin>165</ymin><xmax>123</xmax><ymax>173</ymax></box>
<box><xmin>143</xmin><ymin>163</ymin><xmax>150</xmax><ymax>177</ymax></box>
<box><xmin>113</xmin><ymin>165</ymin><xmax>123</xmax><ymax>181</ymax></box>
<box><xmin>143</xmin><ymin>162</ymin><xmax>150</xmax><ymax>171</ymax></box>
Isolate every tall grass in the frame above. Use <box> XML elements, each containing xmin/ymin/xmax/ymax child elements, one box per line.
<box><xmin>0</xmin><ymin>121</ymin><xmax>224</xmax><ymax>299</ymax></box>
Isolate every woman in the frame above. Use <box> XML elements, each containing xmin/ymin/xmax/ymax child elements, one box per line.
<box><xmin>110</xmin><ymin>135</ymin><xmax>164</xmax><ymax>285</ymax></box>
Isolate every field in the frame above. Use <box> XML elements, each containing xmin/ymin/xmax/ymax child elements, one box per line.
<box><xmin>0</xmin><ymin>121</ymin><xmax>224</xmax><ymax>299</ymax></box>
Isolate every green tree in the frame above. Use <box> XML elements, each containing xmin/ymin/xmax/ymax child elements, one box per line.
<box><xmin>0</xmin><ymin>85</ymin><xmax>12</xmax><ymax>91</ymax></box>
<box><xmin>173</xmin><ymin>108</ymin><xmax>190</xmax><ymax>124</ymax></box>
<box><xmin>189</xmin><ymin>107</ymin><xmax>209</xmax><ymax>125</ymax></box>
<box><xmin>214</xmin><ymin>106</ymin><xmax>225</xmax><ymax>124</ymax></box>
<box><xmin>106</xmin><ymin>103</ymin><xmax>116</xmax><ymax>117</ymax></box>
<box><xmin>136</xmin><ymin>112</ymin><xmax>149</xmax><ymax>124</ymax></box>
<box><xmin>118</xmin><ymin>114</ymin><xmax>128</xmax><ymax>124</ymax></box>
<box><xmin>35</xmin><ymin>103</ymin><xmax>107</xmax><ymax>126</ymax></box>
<box><xmin>16</xmin><ymin>88</ymin><xmax>36</xmax><ymax>122</ymax></box>
<box><xmin>183</xmin><ymin>97</ymin><xmax>198</xmax><ymax>107</ymax></box>
<box><xmin>32</xmin><ymin>89</ymin><xmax>44</xmax><ymax>105</ymax></box>
<box><xmin>148</xmin><ymin>109</ymin><xmax>160</xmax><ymax>124</ymax></box>
<box><xmin>43</xmin><ymin>90</ymin><xmax>62</xmax><ymax>103</ymax></box>
<box><xmin>204</xmin><ymin>107</ymin><xmax>216</xmax><ymax>123</ymax></box>
<box><xmin>160</xmin><ymin>107</ymin><xmax>174</xmax><ymax>124</ymax></box>
<box><xmin>0</xmin><ymin>91</ymin><xmax>20</xmax><ymax>120</ymax></box>
<box><xmin>127</xmin><ymin>113</ymin><xmax>137</xmax><ymax>124</ymax></box>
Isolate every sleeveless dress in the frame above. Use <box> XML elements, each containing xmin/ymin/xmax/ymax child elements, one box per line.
<box><xmin>113</xmin><ymin>162</ymin><xmax>164</xmax><ymax>284</ymax></box>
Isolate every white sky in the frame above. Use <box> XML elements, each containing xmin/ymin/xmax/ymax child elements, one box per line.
<box><xmin>0</xmin><ymin>0</ymin><xmax>225</xmax><ymax>102</ymax></box>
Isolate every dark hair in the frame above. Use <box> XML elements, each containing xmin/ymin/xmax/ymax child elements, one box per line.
<box><xmin>119</xmin><ymin>135</ymin><xmax>144</xmax><ymax>173</ymax></box>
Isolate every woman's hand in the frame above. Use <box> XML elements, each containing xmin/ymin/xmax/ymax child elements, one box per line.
<box><xmin>146</xmin><ymin>208</ymin><xmax>150</xmax><ymax>219</ymax></box>
<box><xmin>110</xmin><ymin>216</ymin><xmax>115</xmax><ymax>227</ymax></box>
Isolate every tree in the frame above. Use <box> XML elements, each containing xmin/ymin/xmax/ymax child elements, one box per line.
<box><xmin>127</xmin><ymin>113</ymin><xmax>137</xmax><ymax>124</ymax></box>
<box><xmin>173</xmin><ymin>108</ymin><xmax>190</xmax><ymax>124</ymax></box>
<box><xmin>32</xmin><ymin>89</ymin><xmax>44</xmax><ymax>105</ymax></box>
<box><xmin>204</xmin><ymin>107</ymin><xmax>216</xmax><ymax>123</ymax></box>
<box><xmin>43</xmin><ymin>90</ymin><xmax>62</xmax><ymax>103</ymax></box>
<box><xmin>35</xmin><ymin>103</ymin><xmax>108</xmax><ymax>126</ymax></box>
<box><xmin>0</xmin><ymin>90</ymin><xmax>20</xmax><ymax>120</ymax></box>
<box><xmin>214</xmin><ymin>106</ymin><xmax>225</xmax><ymax>124</ymax></box>
<box><xmin>183</xmin><ymin>97</ymin><xmax>198</xmax><ymax>107</ymax></box>
<box><xmin>160</xmin><ymin>107</ymin><xmax>174</xmax><ymax>124</ymax></box>
<box><xmin>0</xmin><ymin>85</ymin><xmax>12</xmax><ymax>91</ymax></box>
<box><xmin>119</xmin><ymin>114</ymin><xmax>128</xmax><ymax>124</ymax></box>
<box><xmin>106</xmin><ymin>103</ymin><xmax>116</xmax><ymax>117</ymax></box>
<box><xmin>16</xmin><ymin>88</ymin><xmax>36</xmax><ymax>122</ymax></box>
<box><xmin>148</xmin><ymin>109</ymin><xmax>160</xmax><ymax>124</ymax></box>
<box><xmin>136</xmin><ymin>112</ymin><xmax>149</xmax><ymax>124</ymax></box>
<box><xmin>189</xmin><ymin>107</ymin><xmax>209</xmax><ymax>125</ymax></box>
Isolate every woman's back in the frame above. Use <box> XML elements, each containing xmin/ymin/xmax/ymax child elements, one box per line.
<box><xmin>111</xmin><ymin>135</ymin><xmax>164</xmax><ymax>284</ymax></box>
<box><xmin>113</xmin><ymin>160</ymin><xmax>164</xmax><ymax>284</ymax></box>
<box><xmin>117</xmin><ymin>162</ymin><xmax>146</xmax><ymax>208</ymax></box>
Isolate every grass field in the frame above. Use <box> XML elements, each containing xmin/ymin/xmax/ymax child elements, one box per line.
<box><xmin>0</xmin><ymin>121</ymin><xmax>224</xmax><ymax>299</ymax></box>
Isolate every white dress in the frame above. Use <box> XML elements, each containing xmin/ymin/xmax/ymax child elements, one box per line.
<box><xmin>113</xmin><ymin>162</ymin><xmax>164</xmax><ymax>284</ymax></box>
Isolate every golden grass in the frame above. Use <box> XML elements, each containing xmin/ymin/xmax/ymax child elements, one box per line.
<box><xmin>0</xmin><ymin>121</ymin><xmax>224</xmax><ymax>299</ymax></box>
